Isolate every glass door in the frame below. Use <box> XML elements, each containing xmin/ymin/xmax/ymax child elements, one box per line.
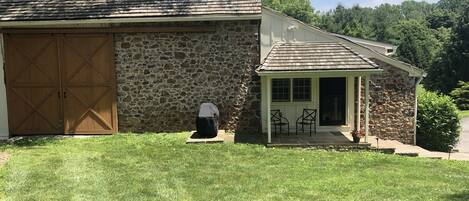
<box><xmin>319</xmin><ymin>77</ymin><xmax>346</xmax><ymax>126</ymax></box>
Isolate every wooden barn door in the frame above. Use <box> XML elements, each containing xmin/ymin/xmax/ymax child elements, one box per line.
<box><xmin>61</xmin><ymin>34</ymin><xmax>117</xmax><ymax>134</ymax></box>
<box><xmin>4</xmin><ymin>33</ymin><xmax>117</xmax><ymax>135</ymax></box>
<box><xmin>4</xmin><ymin>34</ymin><xmax>63</xmax><ymax>135</ymax></box>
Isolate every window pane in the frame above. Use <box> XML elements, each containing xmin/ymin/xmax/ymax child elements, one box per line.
<box><xmin>272</xmin><ymin>79</ymin><xmax>290</xmax><ymax>102</ymax></box>
<box><xmin>293</xmin><ymin>78</ymin><xmax>311</xmax><ymax>101</ymax></box>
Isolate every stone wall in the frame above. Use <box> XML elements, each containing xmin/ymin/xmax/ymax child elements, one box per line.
<box><xmin>114</xmin><ymin>20</ymin><xmax>261</xmax><ymax>133</ymax></box>
<box><xmin>359</xmin><ymin>59</ymin><xmax>417</xmax><ymax>144</ymax></box>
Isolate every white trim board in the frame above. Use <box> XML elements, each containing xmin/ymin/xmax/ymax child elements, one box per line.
<box><xmin>0</xmin><ymin>34</ymin><xmax>9</xmax><ymax>138</ymax></box>
<box><xmin>257</xmin><ymin>69</ymin><xmax>383</xmax><ymax>77</ymax></box>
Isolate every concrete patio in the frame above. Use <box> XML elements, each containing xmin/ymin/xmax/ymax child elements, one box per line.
<box><xmin>233</xmin><ymin>131</ymin><xmax>371</xmax><ymax>148</ymax></box>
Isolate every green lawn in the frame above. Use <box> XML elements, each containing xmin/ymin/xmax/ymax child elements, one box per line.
<box><xmin>459</xmin><ymin>110</ymin><xmax>469</xmax><ymax>118</ymax></box>
<box><xmin>1</xmin><ymin>133</ymin><xmax>469</xmax><ymax>201</ymax></box>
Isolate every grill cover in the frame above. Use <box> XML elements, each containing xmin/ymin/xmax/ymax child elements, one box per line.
<box><xmin>196</xmin><ymin>103</ymin><xmax>219</xmax><ymax>138</ymax></box>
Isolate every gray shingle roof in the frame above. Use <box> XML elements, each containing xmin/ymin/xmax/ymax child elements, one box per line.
<box><xmin>0</xmin><ymin>0</ymin><xmax>261</xmax><ymax>21</ymax></box>
<box><xmin>258</xmin><ymin>42</ymin><xmax>379</xmax><ymax>72</ymax></box>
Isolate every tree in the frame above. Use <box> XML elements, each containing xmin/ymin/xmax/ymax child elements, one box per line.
<box><xmin>426</xmin><ymin>3</ymin><xmax>469</xmax><ymax>93</ymax></box>
<box><xmin>450</xmin><ymin>81</ymin><xmax>469</xmax><ymax>110</ymax></box>
<box><xmin>437</xmin><ymin>0</ymin><xmax>469</xmax><ymax>13</ymax></box>
<box><xmin>372</xmin><ymin>4</ymin><xmax>402</xmax><ymax>43</ymax></box>
<box><xmin>318</xmin><ymin>2</ymin><xmax>437</xmax><ymax>44</ymax></box>
<box><xmin>395</xmin><ymin>20</ymin><xmax>442</xmax><ymax>69</ymax></box>
<box><xmin>426</xmin><ymin>9</ymin><xmax>457</xmax><ymax>29</ymax></box>
<box><xmin>262</xmin><ymin>0</ymin><xmax>319</xmax><ymax>24</ymax></box>
<box><xmin>400</xmin><ymin>0</ymin><xmax>436</xmax><ymax>20</ymax></box>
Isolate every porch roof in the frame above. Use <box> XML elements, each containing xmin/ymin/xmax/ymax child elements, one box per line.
<box><xmin>257</xmin><ymin>42</ymin><xmax>380</xmax><ymax>73</ymax></box>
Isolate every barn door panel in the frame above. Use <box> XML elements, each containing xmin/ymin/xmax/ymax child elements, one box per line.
<box><xmin>61</xmin><ymin>34</ymin><xmax>117</xmax><ymax>134</ymax></box>
<box><xmin>4</xmin><ymin>34</ymin><xmax>62</xmax><ymax>135</ymax></box>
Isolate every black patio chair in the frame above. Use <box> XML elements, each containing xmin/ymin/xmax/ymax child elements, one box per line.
<box><xmin>271</xmin><ymin>110</ymin><xmax>289</xmax><ymax>136</ymax></box>
<box><xmin>296</xmin><ymin>109</ymin><xmax>317</xmax><ymax>136</ymax></box>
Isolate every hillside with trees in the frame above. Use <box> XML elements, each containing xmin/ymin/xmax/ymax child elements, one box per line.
<box><xmin>262</xmin><ymin>0</ymin><xmax>469</xmax><ymax>96</ymax></box>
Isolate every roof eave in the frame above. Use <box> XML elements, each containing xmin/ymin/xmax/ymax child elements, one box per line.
<box><xmin>0</xmin><ymin>14</ymin><xmax>262</xmax><ymax>27</ymax></box>
<box><xmin>256</xmin><ymin>68</ymin><xmax>383</xmax><ymax>76</ymax></box>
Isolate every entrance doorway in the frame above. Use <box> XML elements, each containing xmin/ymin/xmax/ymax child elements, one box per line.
<box><xmin>319</xmin><ymin>77</ymin><xmax>346</xmax><ymax>126</ymax></box>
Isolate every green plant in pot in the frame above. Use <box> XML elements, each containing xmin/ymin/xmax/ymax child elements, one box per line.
<box><xmin>351</xmin><ymin>130</ymin><xmax>364</xmax><ymax>143</ymax></box>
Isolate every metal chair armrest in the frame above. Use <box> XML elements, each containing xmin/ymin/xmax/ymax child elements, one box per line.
<box><xmin>281</xmin><ymin>116</ymin><xmax>289</xmax><ymax>124</ymax></box>
<box><xmin>296</xmin><ymin>114</ymin><xmax>304</xmax><ymax>124</ymax></box>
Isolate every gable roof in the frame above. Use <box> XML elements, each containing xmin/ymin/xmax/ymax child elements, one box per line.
<box><xmin>0</xmin><ymin>0</ymin><xmax>261</xmax><ymax>21</ymax></box>
<box><xmin>261</xmin><ymin>6</ymin><xmax>425</xmax><ymax>77</ymax></box>
<box><xmin>259</xmin><ymin>42</ymin><xmax>379</xmax><ymax>71</ymax></box>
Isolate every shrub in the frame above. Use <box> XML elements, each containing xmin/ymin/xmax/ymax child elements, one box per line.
<box><xmin>450</xmin><ymin>81</ymin><xmax>469</xmax><ymax>110</ymax></box>
<box><xmin>417</xmin><ymin>87</ymin><xmax>460</xmax><ymax>152</ymax></box>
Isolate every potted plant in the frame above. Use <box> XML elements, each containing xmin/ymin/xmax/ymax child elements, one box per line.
<box><xmin>351</xmin><ymin>130</ymin><xmax>364</xmax><ymax>143</ymax></box>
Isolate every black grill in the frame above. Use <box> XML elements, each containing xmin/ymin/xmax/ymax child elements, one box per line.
<box><xmin>195</xmin><ymin>103</ymin><xmax>219</xmax><ymax>138</ymax></box>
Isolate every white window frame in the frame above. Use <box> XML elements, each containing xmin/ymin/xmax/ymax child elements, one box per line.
<box><xmin>271</xmin><ymin>78</ymin><xmax>291</xmax><ymax>102</ymax></box>
<box><xmin>271</xmin><ymin>78</ymin><xmax>312</xmax><ymax>103</ymax></box>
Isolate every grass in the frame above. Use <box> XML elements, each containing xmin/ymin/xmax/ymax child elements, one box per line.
<box><xmin>1</xmin><ymin>133</ymin><xmax>469</xmax><ymax>201</ymax></box>
<box><xmin>459</xmin><ymin>110</ymin><xmax>469</xmax><ymax>118</ymax></box>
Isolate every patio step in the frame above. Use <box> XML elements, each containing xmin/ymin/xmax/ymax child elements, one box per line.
<box><xmin>266</xmin><ymin>142</ymin><xmax>372</xmax><ymax>150</ymax></box>
<box><xmin>370</xmin><ymin>147</ymin><xmax>396</xmax><ymax>154</ymax></box>
<box><xmin>420</xmin><ymin>156</ymin><xmax>444</xmax><ymax>160</ymax></box>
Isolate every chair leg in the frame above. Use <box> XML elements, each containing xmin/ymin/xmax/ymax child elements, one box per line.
<box><xmin>309</xmin><ymin>124</ymin><xmax>312</xmax><ymax>137</ymax></box>
<box><xmin>295</xmin><ymin>123</ymin><xmax>298</xmax><ymax>135</ymax></box>
<box><xmin>273</xmin><ymin>125</ymin><xmax>276</xmax><ymax>136</ymax></box>
<box><xmin>287</xmin><ymin>124</ymin><xmax>290</xmax><ymax>136</ymax></box>
<box><xmin>314</xmin><ymin>123</ymin><xmax>317</xmax><ymax>135</ymax></box>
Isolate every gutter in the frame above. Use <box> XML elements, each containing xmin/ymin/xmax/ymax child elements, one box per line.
<box><xmin>0</xmin><ymin>14</ymin><xmax>262</xmax><ymax>27</ymax></box>
<box><xmin>256</xmin><ymin>68</ymin><xmax>383</xmax><ymax>76</ymax></box>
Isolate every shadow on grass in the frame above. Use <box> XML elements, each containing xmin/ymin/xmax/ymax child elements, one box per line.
<box><xmin>234</xmin><ymin>132</ymin><xmax>265</xmax><ymax>145</ymax></box>
<box><xmin>446</xmin><ymin>191</ymin><xmax>469</xmax><ymax>201</ymax></box>
<box><xmin>6</xmin><ymin>136</ymin><xmax>67</xmax><ymax>148</ymax></box>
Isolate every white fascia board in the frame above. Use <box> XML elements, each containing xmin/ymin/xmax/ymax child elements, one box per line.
<box><xmin>257</xmin><ymin>69</ymin><xmax>383</xmax><ymax>77</ymax></box>
<box><xmin>0</xmin><ymin>14</ymin><xmax>262</xmax><ymax>27</ymax></box>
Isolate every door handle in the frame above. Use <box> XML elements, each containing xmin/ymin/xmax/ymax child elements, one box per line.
<box><xmin>58</xmin><ymin>91</ymin><xmax>60</xmax><ymax>99</ymax></box>
<box><xmin>64</xmin><ymin>91</ymin><xmax>67</xmax><ymax>99</ymax></box>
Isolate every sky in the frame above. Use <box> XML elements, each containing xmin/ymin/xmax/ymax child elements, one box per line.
<box><xmin>312</xmin><ymin>0</ymin><xmax>439</xmax><ymax>12</ymax></box>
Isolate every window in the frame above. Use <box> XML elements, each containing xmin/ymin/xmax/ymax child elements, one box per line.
<box><xmin>293</xmin><ymin>78</ymin><xmax>311</xmax><ymax>101</ymax></box>
<box><xmin>272</xmin><ymin>79</ymin><xmax>290</xmax><ymax>102</ymax></box>
<box><xmin>271</xmin><ymin>78</ymin><xmax>312</xmax><ymax>102</ymax></box>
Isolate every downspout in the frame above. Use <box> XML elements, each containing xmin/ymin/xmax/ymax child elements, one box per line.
<box><xmin>413</xmin><ymin>76</ymin><xmax>423</xmax><ymax>145</ymax></box>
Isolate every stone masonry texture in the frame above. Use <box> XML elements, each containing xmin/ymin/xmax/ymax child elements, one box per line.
<box><xmin>114</xmin><ymin>20</ymin><xmax>261</xmax><ymax>133</ymax></box>
<box><xmin>358</xmin><ymin>59</ymin><xmax>417</xmax><ymax>144</ymax></box>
